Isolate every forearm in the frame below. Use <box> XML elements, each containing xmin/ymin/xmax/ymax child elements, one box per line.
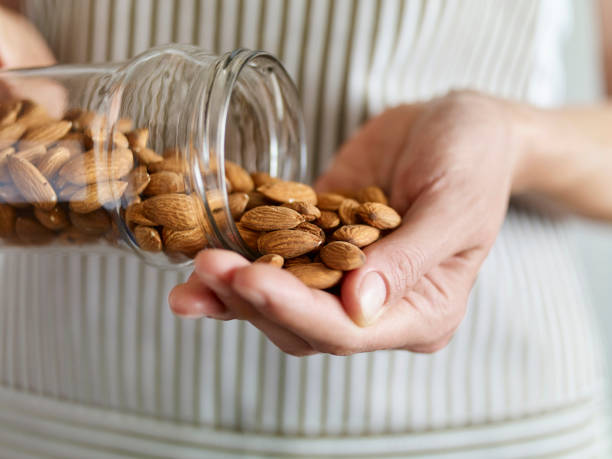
<box><xmin>512</xmin><ymin>102</ymin><xmax>612</xmax><ymax>221</ymax></box>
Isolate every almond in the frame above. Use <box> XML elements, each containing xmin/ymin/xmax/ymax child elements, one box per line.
<box><xmin>0</xmin><ymin>122</ymin><xmax>26</xmax><ymax>150</ymax></box>
<box><xmin>225</xmin><ymin>161</ymin><xmax>254</xmax><ymax>192</ymax></box>
<box><xmin>0</xmin><ymin>147</ymin><xmax>14</xmax><ymax>182</ymax></box>
<box><xmin>58</xmin><ymin>184</ymin><xmax>81</xmax><ymax>201</ymax></box>
<box><xmin>295</xmin><ymin>221</ymin><xmax>325</xmax><ymax>243</ymax></box>
<box><xmin>59</xmin><ymin>147</ymin><xmax>134</xmax><ymax>185</ymax></box>
<box><xmin>163</xmin><ymin>147</ymin><xmax>182</xmax><ymax>159</ymax></box>
<box><xmin>355</xmin><ymin>186</ymin><xmax>388</xmax><ymax>205</ymax></box>
<box><xmin>0</xmin><ymin>203</ymin><xmax>16</xmax><ymax>237</ymax></box>
<box><xmin>15</xmin><ymin>216</ymin><xmax>55</xmax><ymax>244</ymax></box>
<box><xmin>162</xmin><ymin>226</ymin><xmax>208</xmax><ymax>258</ymax></box>
<box><xmin>228</xmin><ymin>192</ymin><xmax>249</xmax><ymax>220</ymax></box>
<box><xmin>0</xmin><ymin>100</ymin><xmax>22</xmax><ymax>127</ymax></box>
<box><xmin>315</xmin><ymin>210</ymin><xmax>340</xmax><ymax>230</ymax></box>
<box><xmin>56</xmin><ymin>132</ymin><xmax>88</xmax><ymax>156</ymax></box>
<box><xmin>133</xmin><ymin>147</ymin><xmax>163</xmax><ymax>165</ymax></box>
<box><xmin>125</xmin><ymin>201</ymin><xmax>157</xmax><ymax>227</ymax></box>
<box><xmin>254</xmin><ymin>253</ymin><xmax>284</xmax><ymax>267</ymax></box>
<box><xmin>250</xmin><ymin>171</ymin><xmax>280</xmax><ymax>188</ymax></box>
<box><xmin>285</xmin><ymin>263</ymin><xmax>343</xmax><ymax>289</ymax></box>
<box><xmin>126</xmin><ymin>128</ymin><xmax>149</xmax><ymax>151</ymax></box>
<box><xmin>357</xmin><ymin>202</ymin><xmax>402</xmax><ymax>229</ymax></box>
<box><xmin>57</xmin><ymin>225</ymin><xmax>99</xmax><ymax>245</ymax></box>
<box><xmin>283</xmin><ymin>255</ymin><xmax>311</xmax><ymax>267</ymax></box>
<box><xmin>62</xmin><ymin>107</ymin><xmax>84</xmax><ymax>122</ymax></box>
<box><xmin>134</xmin><ymin>225</ymin><xmax>163</xmax><ymax>252</ymax></box>
<box><xmin>0</xmin><ymin>184</ymin><xmax>28</xmax><ymax>207</ymax></box>
<box><xmin>316</xmin><ymin>192</ymin><xmax>345</xmax><ymax>211</ymax></box>
<box><xmin>143</xmin><ymin>171</ymin><xmax>185</xmax><ymax>196</ymax></box>
<box><xmin>34</xmin><ymin>206</ymin><xmax>70</xmax><ymax>231</ymax></box>
<box><xmin>37</xmin><ymin>146</ymin><xmax>71</xmax><ymax>179</ymax></box>
<box><xmin>124</xmin><ymin>165</ymin><xmax>150</xmax><ymax>197</ymax></box>
<box><xmin>142</xmin><ymin>193</ymin><xmax>199</xmax><ymax>230</ymax></box>
<box><xmin>320</xmin><ymin>241</ymin><xmax>366</xmax><ymax>270</ymax></box>
<box><xmin>332</xmin><ymin>224</ymin><xmax>380</xmax><ymax>248</ymax></box>
<box><xmin>21</xmin><ymin>120</ymin><xmax>72</xmax><ymax>146</ymax></box>
<box><xmin>281</xmin><ymin>201</ymin><xmax>321</xmax><ymax>221</ymax></box>
<box><xmin>15</xmin><ymin>144</ymin><xmax>47</xmax><ymax>163</ymax></box>
<box><xmin>72</xmin><ymin>111</ymin><xmax>105</xmax><ymax>131</ymax></box>
<box><xmin>147</xmin><ymin>157</ymin><xmax>187</xmax><ymax>174</ymax></box>
<box><xmin>338</xmin><ymin>198</ymin><xmax>361</xmax><ymax>225</ymax></box>
<box><xmin>245</xmin><ymin>190</ymin><xmax>269</xmax><ymax>210</ymax></box>
<box><xmin>7</xmin><ymin>155</ymin><xmax>57</xmax><ymax>210</ymax></box>
<box><xmin>17</xmin><ymin>101</ymin><xmax>50</xmax><ymax>128</ymax></box>
<box><xmin>86</xmin><ymin>127</ymin><xmax>129</xmax><ymax>149</ymax></box>
<box><xmin>257</xmin><ymin>180</ymin><xmax>317</xmax><ymax>205</ymax></box>
<box><xmin>69</xmin><ymin>180</ymin><xmax>128</xmax><ymax>214</ymax></box>
<box><xmin>240</xmin><ymin>205</ymin><xmax>305</xmax><ymax>231</ymax></box>
<box><xmin>235</xmin><ymin>222</ymin><xmax>260</xmax><ymax>251</ymax></box>
<box><xmin>257</xmin><ymin>229</ymin><xmax>322</xmax><ymax>258</ymax></box>
<box><xmin>69</xmin><ymin>209</ymin><xmax>112</xmax><ymax>235</ymax></box>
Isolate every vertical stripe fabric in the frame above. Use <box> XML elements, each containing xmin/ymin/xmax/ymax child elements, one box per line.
<box><xmin>1</xmin><ymin>0</ymin><xmax>608</xmax><ymax>457</ymax></box>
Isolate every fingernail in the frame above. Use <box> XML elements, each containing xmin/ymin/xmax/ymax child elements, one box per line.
<box><xmin>358</xmin><ymin>272</ymin><xmax>387</xmax><ymax>326</ymax></box>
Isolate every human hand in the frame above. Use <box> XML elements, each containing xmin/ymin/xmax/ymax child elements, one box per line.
<box><xmin>169</xmin><ymin>91</ymin><xmax>528</xmax><ymax>355</ymax></box>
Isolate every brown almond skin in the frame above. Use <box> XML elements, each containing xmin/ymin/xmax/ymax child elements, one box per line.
<box><xmin>357</xmin><ymin>202</ymin><xmax>402</xmax><ymax>229</ymax></box>
<box><xmin>285</xmin><ymin>263</ymin><xmax>343</xmax><ymax>289</ymax></box>
<box><xmin>134</xmin><ymin>225</ymin><xmax>163</xmax><ymax>252</ymax></box>
<box><xmin>7</xmin><ymin>155</ymin><xmax>57</xmax><ymax>211</ymax></box>
<box><xmin>0</xmin><ymin>100</ymin><xmax>22</xmax><ymax>127</ymax></box>
<box><xmin>126</xmin><ymin>128</ymin><xmax>149</xmax><ymax>151</ymax></box>
<box><xmin>58</xmin><ymin>184</ymin><xmax>81</xmax><ymax>201</ymax></box>
<box><xmin>283</xmin><ymin>255</ymin><xmax>311</xmax><ymax>267</ymax></box>
<box><xmin>240</xmin><ymin>205</ymin><xmax>305</xmax><ymax>231</ymax></box>
<box><xmin>0</xmin><ymin>147</ymin><xmax>15</xmax><ymax>182</ymax></box>
<box><xmin>0</xmin><ymin>123</ymin><xmax>27</xmax><ymax>150</ymax></box>
<box><xmin>254</xmin><ymin>254</ymin><xmax>284</xmax><ymax>267</ymax></box>
<box><xmin>281</xmin><ymin>201</ymin><xmax>321</xmax><ymax>221</ymax></box>
<box><xmin>316</xmin><ymin>192</ymin><xmax>345</xmax><ymax>211</ymax></box>
<box><xmin>332</xmin><ymin>224</ymin><xmax>380</xmax><ymax>248</ymax></box>
<box><xmin>143</xmin><ymin>171</ymin><xmax>185</xmax><ymax>196</ymax></box>
<box><xmin>338</xmin><ymin>198</ymin><xmax>361</xmax><ymax>225</ymax></box>
<box><xmin>37</xmin><ymin>146</ymin><xmax>71</xmax><ymax>179</ymax></box>
<box><xmin>15</xmin><ymin>217</ymin><xmax>56</xmax><ymax>244</ymax></box>
<box><xmin>59</xmin><ymin>148</ymin><xmax>134</xmax><ymax>185</ymax></box>
<box><xmin>355</xmin><ymin>186</ymin><xmax>388</xmax><ymax>205</ymax></box>
<box><xmin>163</xmin><ymin>226</ymin><xmax>208</xmax><ymax>258</ymax></box>
<box><xmin>235</xmin><ymin>222</ymin><xmax>260</xmax><ymax>251</ymax></box>
<box><xmin>257</xmin><ymin>229</ymin><xmax>322</xmax><ymax>258</ymax></box>
<box><xmin>21</xmin><ymin>120</ymin><xmax>72</xmax><ymax>146</ymax></box>
<box><xmin>125</xmin><ymin>201</ymin><xmax>157</xmax><ymax>227</ymax></box>
<box><xmin>320</xmin><ymin>241</ymin><xmax>366</xmax><ymax>271</ymax></box>
<box><xmin>228</xmin><ymin>192</ymin><xmax>249</xmax><ymax>220</ymax></box>
<box><xmin>115</xmin><ymin>118</ymin><xmax>134</xmax><ymax>133</ymax></box>
<box><xmin>16</xmin><ymin>100</ymin><xmax>50</xmax><ymax>129</ymax></box>
<box><xmin>315</xmin><ymin>210</ymin><xmax>340</xmax><ymax>230</ymax></box>
<box><xmin>34</xmin><ymin>206</ymin><xmax>70</xmax><ymax>231</ymax></box>
<box><xmin>142</xmin><ymin>193</ymin><xmax>199</xmax><ymax>230</ymax></box>
<box><xmin>124</xmin><ymin>165</ymin><xmax>151</xmax><ymax>198</ymax></box>
<box><xmin>0</xmin><ymin>203</ymin><xmax>16</xmax><ymax>237</ymax></box>
<box><xmin>257</xmin><ymin>180</ymin><xmax>317</xmax><ymax>205</ymax></box>
<box><xmin>15</xmin><ymin>144</ymin><xmax>47</xmax><ymax>163</ymax></box>
<box><xmin>147</xmin><ymin>157</ymin><xmax>187</xmax><ymax>174</ymax></box>
<box><xmin>295</xmin><ymin>221</ymin><xmax>325</xmax><ymax>243</ymax></box>
<box><xmin>69</xmin><ymin>180</ymin><xmax>128</xmax><ymax>214</ymax></box>
<box><xmin>133</xmin><ymin>147</ymin><xmax>163</xmax><ymax>165</ymax></box>
<box><xmin>245</xmin><ymin>190</ymin><xmax>269</xmax><ymax>210</ymax></box>
<box><xmin>69</xmin><ymin>209</ymin><xmax>112</xmax><ymax>235</ymax></box>
<box><xmin>225</xmin><ymin>161</ymin><xmax>254</xmax><ymax>192</ymax></box>
<box><xmin>250</xmin><ymin>171</ymin><xmax>279</xmax><ymax>188</ymax></box>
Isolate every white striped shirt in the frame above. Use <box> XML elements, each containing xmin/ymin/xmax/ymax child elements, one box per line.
<box><xmin>0</xmin><ymin>0</ymin><xmax>609</xmax><ymax>457</ymax></box>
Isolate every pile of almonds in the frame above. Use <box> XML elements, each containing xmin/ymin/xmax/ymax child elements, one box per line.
<box><xmin>0</xmin><ymin>99</ymin><xmax>402</xmax><ymax>289</ymax></box>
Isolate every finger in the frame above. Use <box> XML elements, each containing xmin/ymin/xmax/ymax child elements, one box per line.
<box><xmin>168</xmin><ymin>275</ymin><xmax>234</xmax><ymax>320</ymax></box>
<box><xmin>341</xmin><ymin>190</ymin><xmax>470</xmax><ymax>326</ymax></box>
<box><xmin>194</xmin><ymin>250</ymin><xmax>316</xmax><ymax>356</ymax></box>
<box><xmin>231</xmin><ymin>264</ymin><xmax>369</xmax><ymax>355</ymax></box>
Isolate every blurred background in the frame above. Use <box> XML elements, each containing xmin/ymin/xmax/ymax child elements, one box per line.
<box><xmin>564</xmin><ymin>0</ymin><xmax>612</xmax><ymax>405</ymax></box>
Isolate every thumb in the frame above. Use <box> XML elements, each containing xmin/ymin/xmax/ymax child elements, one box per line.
<box><xmin>341</xmin><ymin>191</ymin><xmax>463</xmax><ymax>326</ymax></box>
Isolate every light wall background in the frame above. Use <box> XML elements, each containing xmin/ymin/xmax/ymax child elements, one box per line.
<box><xmin>563</xmin><ymin>0</ymin><xmax>612</xmax><ymax>402</ymax></box>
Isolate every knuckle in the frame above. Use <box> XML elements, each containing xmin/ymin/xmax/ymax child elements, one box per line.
<box><xmin>385</xmin><ymin>244</ymin><xmax>427</xmax><ymax>292</ymax></box>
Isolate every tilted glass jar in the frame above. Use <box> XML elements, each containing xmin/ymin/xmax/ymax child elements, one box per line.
<box><xmin>0</xmin><ymin>44</ymin><xmax>307</xmax><ymax>268</ymax></box>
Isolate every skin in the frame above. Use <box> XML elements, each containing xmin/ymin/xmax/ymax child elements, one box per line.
<box><xmin>1</xmin><ymin>2</ymin><xmax>611</xmax><ymax>356</ymax></box>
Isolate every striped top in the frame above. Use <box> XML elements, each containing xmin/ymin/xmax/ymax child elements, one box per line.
<box><xmin>0</xmin><ymin>0</ymin><xmax>609</xmax><ymax>457</ymax></box>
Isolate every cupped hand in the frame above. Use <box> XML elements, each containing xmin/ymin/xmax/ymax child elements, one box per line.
<box><xmin>169</xmin><ymin>91</ymin><xmax>528</xmax><ymax>355</ymax></box>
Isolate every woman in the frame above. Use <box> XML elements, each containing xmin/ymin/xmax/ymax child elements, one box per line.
<box><xmin>0</xmin><ymin>0</ymin><xmax>610</xmax><ymax>457</ymax></box>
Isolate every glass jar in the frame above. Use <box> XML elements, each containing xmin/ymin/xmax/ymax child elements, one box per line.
<box><xmin>0</xmin><ymin>44</ymin><xmax>307</xmax><ymax>268</ymax></box>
